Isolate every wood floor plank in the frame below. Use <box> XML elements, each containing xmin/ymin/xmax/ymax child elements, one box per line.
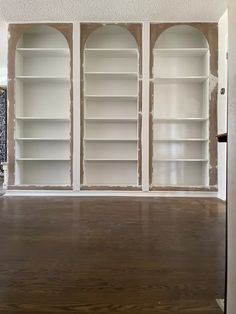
<box><xmin>0</xmin><ymin>196</ymin><xmax>225</xmax><ymax>313</ymax></box>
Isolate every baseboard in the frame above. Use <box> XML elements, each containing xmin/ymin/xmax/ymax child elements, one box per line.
<box><xmin>4</xmin><ymin>190</ymin><xmax>218</xmax><ymax>197</ymax></box>
<box><xmin>216</xmin><ymin>299</ymin><xmax>224</xmax><ymax>312</ymax></box>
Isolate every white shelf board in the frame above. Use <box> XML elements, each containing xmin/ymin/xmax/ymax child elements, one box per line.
<box><xmin>16</xmin><ymin>76</ymin><xmax>70</xmax><ymax>83</ymax></box>
<box><xmin>16</xmin><ymin>138</ymin><xmax>70</xmax><ymax>141</ymax></box>
<box><xmin>85</xmin><ymin>159</ymin><xmax>138</xmax><ymax>162</ymax></box>
<box><xmin>85</xmin><ymin>118</ymin><xmax>137</xmax><ymax>123</ymax></box>
<box><xmin>153</xmin><ymin>76</ymin><xmax>209</xmax><ymax>83</ymax></box>
<box><xmin>84</xmin><ymin>48</ymin><xmax>138</xmax><ymax>58</ymax></box>
<box><xmin>154</xmin><ymin>139</ymin><xmax>209</xmax><ymax>142</ymax></box>
<box><xmin>153</xmin><ymin>48</ymin><xmax>209</xmax><ymax>57</ymax></box>
<box><xmin>84</xmin><ymin>95</ymin><xmax>138</xmax><ymax>101</ymax></box>
<box><xmin>153</xmin><ymin>184</ymin><xmax>209</xmax><ymax>188</ymax></box>
<box><xmin>154</xmin><ymin>159</ymin><xmax>209</xmax><ymax>162</ymax></box>
<box><xmin>84</xmin><ymin>138</ymin><xmax>138</xmax><ymax>142</ymax></box>
<box><xmin>16</xmin><ymin>48</ymin><xmax>70</xmax><ymax>57</ymax></box>
<box><xmin>82</xmin><ymin>184</ymin><xmax>139</xmax><ymax>188</ymax></box>
<box><xmin>153</xmin><ymin>118</ymin><xmax>209</xmax><ymax>122</ymax></box>
<box><xmin>16</xmin><ymin>117</ymin><xmax>70</xmax><ymax>121</ymax></box>
<box><xmin>16</xmin><ymin>158</ymin><xmax>70</xmax><ymax>161</ymax></box>
<box><xmin>84</xmin><ymin>72</ymin><xmax>138</xmax><ymax>80</ymax></box>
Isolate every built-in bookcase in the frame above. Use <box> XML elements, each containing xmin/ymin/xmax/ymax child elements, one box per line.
<box><xmin>82</xmin><ymin>25</ymin><xmax>140</xmax><ymax>188</ymax></box>
<box><xmin>14</xmin><ymin>25</ymin><xmax>71</xmax><ymax>186</ymax></box>
<box><xmin>7</xmin><ymin>22</ymin><xmax>217</xmax><ymax>193</ymax></box>
<box><xmin>151</xmin><ymin>25</ymin><xmax>210</xmax><ymax>188</ymax></box>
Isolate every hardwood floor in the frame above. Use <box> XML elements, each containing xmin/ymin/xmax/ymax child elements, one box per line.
<box><xmin>0</xmin><ymin>196</ymin><xmax>225</xmax><ymax>313</ymax></box>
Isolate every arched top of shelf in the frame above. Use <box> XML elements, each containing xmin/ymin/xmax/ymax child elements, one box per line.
<box><xmin>85</xmin><ymin>25</ymin><xmax>138</xmax><ymax>49</ymax></box>
<box><xmin>16</xmin><ymin>25</ymin><xmax>69</xmax><ymax>49</ymax></box>
<box><xmin>154</xmin><ymin>25</ymin><xmax>209</xmax><ymax>49</ymax></box>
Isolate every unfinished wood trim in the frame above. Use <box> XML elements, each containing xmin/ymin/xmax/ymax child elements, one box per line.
<box><xmin>7</xmin><ymin>185</ymin><xmax>73</xmax><ymax>191</ymax></box>
<box><xmin>80</xmin><ymin>23</ymin><xmax>142</xmax><ymax>189</ymax></box>
<box><xmin>149</xmin><ymin>80</ymin><xmax>154</xmax><ymax>185</ymax></box>
<box><xmin>7</xmin><ymin>23</ymin><xmax>73</xmax><ymax>189</ymax></box>
<box><xmin>138</xmin><ymin>79</ymin><xmax>142</xmax><ymax>186</ymax></box>
<box><xmin>80</xmin><ymin>185</ymin><xmax>142</xmax><ymax>191</ymax></box>
<box><xmin>149</xmin><ymin>23</ymin><xmax>218</xmax><ymax>189</ymax></box>
<box><xmin>150</xmin><ymin>186</ymin><xmax>218</xmax><ymax>192</ymax></box>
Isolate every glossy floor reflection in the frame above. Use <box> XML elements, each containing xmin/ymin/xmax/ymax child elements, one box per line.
<box><xmin>0</xmin><ymin>196</ymin><xmax>225</xmax><ymax>313</ymax></box>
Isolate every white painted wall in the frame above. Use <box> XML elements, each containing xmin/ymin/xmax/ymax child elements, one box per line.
<box><xmin>0</xmin><ymin>22</ymin><xmax>7</xmax><ymax>86</ymax></box>
<box><xmin>227</xmin><ymin>0</ymin><xmax>236</xmax><ymax>313</ymax></box>
<box><xmin>217</xmin><ymin>10</ymin><xmax>228</xmax><ymax>200</ymax></box>
<box><xmin>0</xmin><ymin>0</ymin><xmax>227</xmax><ymax>23</ymax></box>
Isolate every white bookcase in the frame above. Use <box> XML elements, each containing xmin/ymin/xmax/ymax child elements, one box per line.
<box><xmin>7</xmin><ymin>22</ymin><xmax>217</xmax><ymax>193</ymax></box>
<box><xmin>14</xmin><ymin>25</ymin><xmax>71</xmax><ymax>186</ymax></box>
<box><xmin>151</xmin><ymin>25</ymin><xmax>210</xmax><ymax>188</ymax></box>
<box><xmin>82</xmin><ymin>25</ymin><xmax>140</xmax><ymax>187</ymax></box>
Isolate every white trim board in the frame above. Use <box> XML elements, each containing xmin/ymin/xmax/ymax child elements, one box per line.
<box><xmin>216</xmin><ymin>299</ymin><xmax>224</xmax><ymax>312</ymax></box>
<box><xmin>4</xmin><ymin>190</ymin><xmax>218</xmax><ymax>197</ymax></box>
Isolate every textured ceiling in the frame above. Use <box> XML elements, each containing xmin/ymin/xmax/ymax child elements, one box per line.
<box><xmin>0</xmin><ymin>0</ymin><xmax>227</xmax><ymax>22</ymax></box>
<box><xmin>0</xmin><ymin>0</ymin><xmax>228</xmax><ymax>86</ymax></box>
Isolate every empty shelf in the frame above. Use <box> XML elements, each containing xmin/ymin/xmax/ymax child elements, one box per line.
<box><xmin>16</xmin><ymin>158</ymin><xmax>70</xmax><ymax>161</ymax></box>
<box><xmin>84</xmin><ymin>48</ymin><xmax>138</xmax><ymax>58</ymax></box>
<box><xmin>154</xmin><ymin>139</ymin><xmax>209</xmax><ymax>142</ymax></box>
<box><xmin>85</xmin><ymin>159</ymin><xmax>138</xmax><ymax>162</ymax></box>
<box><xmin>16</xmin><ymin>117</ymin><xmax>70</xmax><ymax>121</ymax></box>
<box><xmin>16</xmin><ymin>76</ymin><xmax>70</xmax><ymax>83</ymax></box>
<box><xmin>154</xmin><ymin>159</ymin><xmax>208</xmax><ymax>162</ymax></box>
<box><xmin>84</xmin><ymin>138</ymin><xmax>138</xmax><ymax>142</ymax></box>
<box><xmin>84</xmin><ymin>72</ymin><xmax>138</xmax><ymax>79</ymax></box>
<box><xmin>153</xmin><ymin>76</ymin><xmax>209</xmax><ymax>83</ymax></box>
<box><xmin>85</xmin><ymin>118</ymin><xmax>137</xmax><ymax>123</ymax></box>
<box><xmin>16</xmin><ymin>138</ymin><xmax>70</xmax><ymax>141</ymax></box>
<box><xmin>153</xmin><ymin>48</ymin><xmax>209</xmax><ymax>57</ymax></box>
<box><xmin>153</xmin><ymin>118</ymin><xmax>209</xmax><ymax>122</ymax></box>
<box><xmin>84</xmin><ymin>95</ymin><xmax>138</xmax><ymax>101</ymax></box>
<box><xmin>16</xmin><ymin>48</ymin><xmax>70</xmax><ymax>57</ymax></box>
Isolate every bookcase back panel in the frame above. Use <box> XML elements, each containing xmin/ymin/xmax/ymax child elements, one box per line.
<box><xmin>85</xmin><ymin>57</ymin><xmax>137</xmax><ymax>73</ymax></box>
<box><xmin>16</xmin><ymin>55</ymin><xmax>70</xmax><ymax>77</ymax></box>
<box><xmin>85</xmin><ymin>25</ymin><xmax>138</xmax><ymax>49</ymax></box>
<box><xmin>156</xmin><ymin>25</ymin><xmax>208</xmax><ymax>49</ymax></box>
<box><xmin>15</xmin><ymin>81</ymin><xmax>70</xmax><ymax>117</ymax></box>
<box><xmin>153</xmin><ymin>142</ymin><xmax>208</xmax><ymax>160</ymax></box>
<box><xmin>85</xmin><ymin>78</ymin><xmax>138</xmax><ymax>96</ymax></box>
<box><xmin>153</xmin><ymin>161</ymin><xmax>207</xmax><ymax>186</ymax></box>
<box><xmin>16</xmin><ymin>161</ymin><xmax>70</xmax><ymax>185</ymax></box>
<box><xmin>16</xmin><ymin>141</ymin><xmax>70</xmax><ymax>159</ymax></box>
<box><xmin>154</xmin><ymin>55</ymin><xmax>208</xmax><ymax>77</ymax></box>
<box><xmin>85</xmin><ymin>161</ymin><xmax>137</xmax><ymax>185</ymax></box>
<box><xmin>153</xmin><ymin>83</ymin><xmax>206</xmax><ymax>118</ymax></box>
<box><xmin>17</xmin><ymin>26</ymin><xmax>68</xmax><ymax>48</ymax></box>
<box><xmin>85</xmin><ymin>122</ymin><xmax>137</xmax><ymax>139</ymax></box>
<box><xmin>16</xmin><ymin>121</ymin><xmax>70</xmax><ymax>139</ymax></box>
<box><xmin>85</xmin><ymin>101</ymin><xmax>137</xmax><ymax>119</ymax></box>
<box><xmin>85</xmin><ymin>142</ymin><xmax>137</xmax><ymax>159</ymax></box>
<box><xmin>154</xmin><ymin>121</ymin><xmax>207</xmax><ymax>139</ymax></box>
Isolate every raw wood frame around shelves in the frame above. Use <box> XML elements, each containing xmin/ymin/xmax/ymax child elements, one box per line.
<box><xmin>7</xmin><ymin>23</ymin><xmax>73</xmax><ymax>189</ymax></box>
<box><xmin>149</xmin><ymin>23</ymin><xmax>218</xmax><ymax>191</ymax></box>
<box><xmin>80</xmin><ymin>23</ymin><xmax>142</xmax><ymax>190</ymax></box>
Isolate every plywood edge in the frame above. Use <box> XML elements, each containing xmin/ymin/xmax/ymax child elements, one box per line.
<box><xmin>80</xmin><ymin>185</ymin><xmax>142</xmax><ymax>191</ymax></box>
<box><xmin>7</xmin><ymin>185</ymin><xmax>73</xmax><ymax>191</ymax></box>
<box><xmin>150</xmin><ymin>186</ymin><xmax>218</xmax><ymax>192</ymax></box>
